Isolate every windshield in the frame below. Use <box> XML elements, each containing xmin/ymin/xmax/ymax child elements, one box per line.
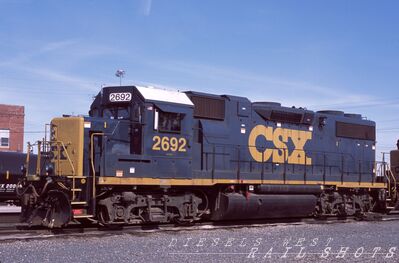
<box><xmin>102</xmin><ymin>106</ymin><xmax>130</xmax><ymax>120</ymax></box>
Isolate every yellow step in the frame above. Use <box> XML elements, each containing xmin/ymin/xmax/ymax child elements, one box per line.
<box><xmin>71</xmin><ymin>201</ymin><xmax>87</xmax><ymax>205</ymax></box>
<box><xmin>73</xmin><ymin>214</ymin><xmax>94</xmax><ymax>219</ymax></box>
<box><xmin>71</xmin><ymin>188</ymin><xmax>82</xmax><ymax>192</ymax></box>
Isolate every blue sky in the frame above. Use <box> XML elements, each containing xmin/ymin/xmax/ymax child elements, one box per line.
<box><xmin>0</xmin><ymin>0</ymin><xmax>398</xmax><ymax>158</ymax></box>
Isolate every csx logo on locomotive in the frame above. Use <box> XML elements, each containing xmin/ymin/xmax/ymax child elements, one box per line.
<box><xmin>248</xmin><ymin>125</ymin><xmax>312</xmax><ymax>165</ymax></box>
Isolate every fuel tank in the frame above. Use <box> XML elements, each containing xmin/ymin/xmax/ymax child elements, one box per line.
<box><xmin>211</xmin><ymin>193</ymin><xmax>317</xmax><ymax>220</ymax></box>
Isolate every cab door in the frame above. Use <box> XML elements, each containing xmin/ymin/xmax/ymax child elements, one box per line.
<box><xmin>148</xmin><ymin>103</ymin><xmax>193</xmax><ymax>179</ymax></box>
<box><xmin>131</xmin><ymin>103</ymin><xmax>143</xmax><ymax>155</ymax></box>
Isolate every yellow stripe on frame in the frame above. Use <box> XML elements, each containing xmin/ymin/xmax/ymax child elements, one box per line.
<box><xmin>97</xmin><ymin>176</ymin><xmax>386</xmax><ymax>189</ymax></box>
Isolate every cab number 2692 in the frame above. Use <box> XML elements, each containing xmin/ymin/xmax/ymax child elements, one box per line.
<box><xmin>152</xmin><ymin>136</ymin><xmax>187</xmax><ymax>152</ymax></box>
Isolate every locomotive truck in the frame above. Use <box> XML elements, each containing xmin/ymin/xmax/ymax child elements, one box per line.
<box><xmin>17</xmin><ymin>85</ymin><xmax>393</xmax><ymax>228</ymax></box>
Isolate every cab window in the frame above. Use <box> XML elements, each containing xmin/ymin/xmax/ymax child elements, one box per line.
<box><xmin>154</xmin><ymin>110</ymin><xmax>182</xmax><ymax>133</ymax></box>
<box><xmin>89</xmin><ymin>108</ymin><xmax>99</xmax><ymax>117</ymax></box>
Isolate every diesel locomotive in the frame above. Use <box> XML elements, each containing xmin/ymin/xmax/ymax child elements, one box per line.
<box><xmin>18</xmin><ymin>85</ymin><xmax>394</xmax><ymax>228</ymax></box>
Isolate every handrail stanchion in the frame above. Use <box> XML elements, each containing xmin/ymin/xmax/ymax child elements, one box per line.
<box><xmin>323</xmin><ymin>154</ymin><xmax>326</xmax><ymax>184</ymax></box>
<box><xmin>261</xmin><ymin>146</ymin><xmax>264</xmax><ymax>184</ymax></box>
<box><xmin>304</xmin><ymin>153</ymin><xmax>307</xmax><ymax>184</ymax></box>
<box><xmin>341</xmin><ymin>154</ymin><xmax>344</xmax><ymax>184</ymax></box>
<box><xmin>237</xmin><ymin>146</ymin><xmax>240</xmax><ymax>183</ymax></box>
<box><xmin>212</xmin><ymin>145</ymin><xmax>215</xmax><ymax>183</ymax></box>
<box><xmin>283</xmin><ymin>149</ymin><xmax>286</xmax><ymax>184</ymax></box>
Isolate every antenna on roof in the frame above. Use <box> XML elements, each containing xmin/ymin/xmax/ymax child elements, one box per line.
<box><xmin>115</xmin><ymin>69</ymin><xmax>125</xmax><ymax>86</ymax></box>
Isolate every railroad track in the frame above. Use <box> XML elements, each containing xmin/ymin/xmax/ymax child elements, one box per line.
<box><xmin>0</xmin><ymin>213</ymin><xmax>19</xmax><ymax>225</ymax></box>
<box><xmin>2</xmin><ymin>213</ymin><xmax>399</xmax><ymax>243</ymax></box>
<box><xmin>0</xmin><ymin>205</ymin><xmax>20</xmax><ymax>224</ymax></box>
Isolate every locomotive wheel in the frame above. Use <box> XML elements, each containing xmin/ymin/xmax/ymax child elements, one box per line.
<box><xmin>98</xmin><ymin>205</ymin><xmax>111</xmax><ymax>225</ymax></box>
<box><xmin>39</xmin><ymin>190</ymin><xmax>71</xmax><ymax>228</ymax></box>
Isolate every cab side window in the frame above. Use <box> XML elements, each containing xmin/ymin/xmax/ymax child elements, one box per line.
<box><xmin>155</xmin><ymin>110</ymin><xmax>182</xmax><ymax>133</ymax></box>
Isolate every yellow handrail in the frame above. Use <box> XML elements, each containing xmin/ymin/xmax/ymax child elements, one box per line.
<box><xmin>58</xmin><ymin>141</ymin><xmax>75</xmax><ymax>176</ymax></box>
<box><xmin>388</xmin><ymin>169</ymin><xmax>397</xmax><ymax>197</ymax></box>
<box><xmin>90</xmin><ymin>133</ymin><xmax>104</xmax><ymax>201</ymax></box>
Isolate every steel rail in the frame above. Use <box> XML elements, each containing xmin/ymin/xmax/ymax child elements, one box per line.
<box><xmin>1</xmin><ymin>213</ymin><xmax>399</xmax><ymax>243</ymax></box>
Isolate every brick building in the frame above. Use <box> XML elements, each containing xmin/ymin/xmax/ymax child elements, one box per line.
<box><xmin>0</xmin><ymin>104</ymin><xmax>24</xmax><ymax>152</ymax></box>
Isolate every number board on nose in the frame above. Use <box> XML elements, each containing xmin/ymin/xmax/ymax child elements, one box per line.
<box><xmin>109</xmin><ymin>92</ymin><xmax>132</xmax><ymax>102</ymax></box>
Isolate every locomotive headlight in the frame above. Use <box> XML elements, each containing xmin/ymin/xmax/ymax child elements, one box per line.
<box><xmin>45</xmin><ymin>164</ymin><xmax>54</xmax><ymax>175</ymax></box>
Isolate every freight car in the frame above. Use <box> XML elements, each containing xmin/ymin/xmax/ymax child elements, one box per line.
<box><xmin>388</xmin><ymin>143</ymin><xmax>399</xmax><ymax>206</ymax></box>
<box><xmin>0</xmin><ymin>152</ymin><xmax>37</xmax><ymax>204</ymax></box>
<box><xmin>18</xmin><ymin>85</ymin><xmax>391</xmax><ymax>228</ymax></box>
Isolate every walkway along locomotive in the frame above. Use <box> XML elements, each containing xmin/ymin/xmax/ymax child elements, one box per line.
<box><xmin>18</xmin><ymin>85</ymin><xmax>392</xmax><ymax>228</ymax></box>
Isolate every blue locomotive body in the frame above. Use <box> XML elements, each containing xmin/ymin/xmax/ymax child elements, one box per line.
<box><xmin>88</xmin><ymin>86</ymin><xmax>377</xmax><ymax>188</ymax></box>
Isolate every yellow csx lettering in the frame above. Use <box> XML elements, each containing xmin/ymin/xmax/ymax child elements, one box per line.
<box><xmin>248</xmin><ymin>125</ymin><xmax>312</xmax><ymax>165</ymax></box>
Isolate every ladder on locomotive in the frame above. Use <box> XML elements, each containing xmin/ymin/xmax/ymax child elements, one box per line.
<box><xmin>54</xmin><ymin>140</ymin><xmax>93</xmax><ymax>220</ymax></box>
<box><xmin>385</xmin><ymin>169</ymin><xmax>397</xmax><ymax>208</ymax></box>
<box><xmin>64</xmin><ymin>152</ymin><xmax>93</xmax><ymax>220</ymax></box>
